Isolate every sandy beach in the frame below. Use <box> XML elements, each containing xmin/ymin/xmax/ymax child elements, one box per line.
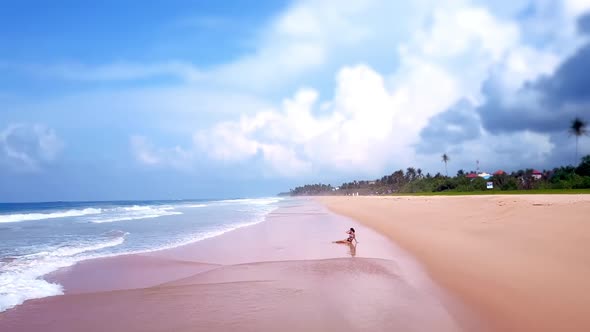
<box><xmin>0</xmin><ymin>199</ymin><xmax>474</xmax><ymax>331</ymax></box>
<box><xmin>5</xmin><ymin>195</ymin><xmax>583</xmax><ymax>331</ymax></box>
<box><xmin>320</xmin><ymin>195</ymin><xmax>590</xmax><ymax>331</ymax></box>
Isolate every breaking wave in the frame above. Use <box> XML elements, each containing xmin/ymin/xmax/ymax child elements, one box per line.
<box><xmin>0</xmin><ymin>233</ymin><xmax>126</xmax><ymax>312</ymax></box>
<box><xmin>0</xmin><ymin>208</ymin><xmax>102</xmax><ymax>223</ymax></box>
<box><xmin>87</xmin><ymin>206</ymin><xmax>182</xmax><ymax>223</ymax></box>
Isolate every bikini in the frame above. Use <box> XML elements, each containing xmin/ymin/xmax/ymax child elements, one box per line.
<box><xmin>347</xmin><ymin>232</ymin><xmax>355</xmax><ymax>242</ymax></box>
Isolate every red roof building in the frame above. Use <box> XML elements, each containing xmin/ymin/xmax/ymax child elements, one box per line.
<box><xmin>493</xmin><ymin>170</ymin><xmax>505</xmax><ymax>175</ymax></box>
<box><xmin>466</xmin><ymin>173</ymin><xmax>479</xmax><ymax>178</ymax></box>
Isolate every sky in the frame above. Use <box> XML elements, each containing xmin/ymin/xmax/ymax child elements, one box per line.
<box><xmin>1</xmin><ymin>0</ymin><xmax>590</xmax><ymax>202</ymax></box>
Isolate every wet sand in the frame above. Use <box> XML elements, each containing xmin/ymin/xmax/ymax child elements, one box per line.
<box><xmin>320</xmin><ymin>195</ymin><xmax>590</xmax><ymax>332</ymax></box>
<box><xmin>0</xmin><ymin>199</ymin><xmax>475</xmax><ymax>331</ymax></box>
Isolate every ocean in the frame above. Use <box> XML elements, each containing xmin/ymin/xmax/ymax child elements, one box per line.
<box><xmin>0</xmin><ymin>197</ymin><xmax>284</xmax><ymax>312</ymax></box>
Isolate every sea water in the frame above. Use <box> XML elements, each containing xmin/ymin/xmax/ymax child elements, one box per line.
<box><xmin>0</xmin><ymin>197</ymin><xmax>284</xmax><ymax>312</ymax></box>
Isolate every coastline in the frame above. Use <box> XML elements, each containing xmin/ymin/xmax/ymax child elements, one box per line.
<box><xmin>319</xmin><ymin>194</ymin><xmax>590</xmax><ymax>331</ymax></box>
<box><xmin>0</xmin><ymin>198</ymin><xmax>475</xmax><ymax>331</ymax></box>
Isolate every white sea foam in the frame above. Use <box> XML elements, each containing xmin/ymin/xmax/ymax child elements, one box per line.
<box><xmin>183</xmin><ymin>204</ymin><xmax>207</xmax><ymax>208</ymax></box>
<box><xmin>0</xmin><ymin>208</ymin><xmax>102</xmax><ymax>223</ymax></box>
<box><xmin>0</xmin><ymin>197</ymin><xmax>283</xmax><ymax>312</ymax></box>
<box><xmin>219</xmin><ymin>197</ymin><xmax>283</xmax><ymax>205</ymax></box>
<box><xmin>0</xmin><ymin>205</ymin><xmax>185</xmax><ymax>224</ymax></box>
<box><xmin>0</xmin><ymin>234</ymin><xmax>126</xmax><ymax>312</ymax></box>
<box><xmin>0</xmin><ymin>199</ymin><xmax>281</xmax><ymax>225</ymax></box>
<box><xmin>88</xmin><ymin>205</ymin><xmax>182</xmax><ymax>223</ymax></box>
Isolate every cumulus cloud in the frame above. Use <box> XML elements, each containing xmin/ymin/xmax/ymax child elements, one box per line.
<box><xmin>412</xmin><ymin>8</ymin><xmax>590</xmax><ymax>173</ymax></box>
<box><xmin>129</xmin><ymin>1</ymin><xmax>587</xmax><ymax>177</ymax></box>
<box><xmin>417</xmin><ymin>99</ymin><xmax>482</xmax><ymax>154</ymax></box>
<box><xmin>7</xmin><ymin>0</ymin><xmax>590</xmax><ymax>180</ymax></box>
<box><xmin>477</xmin><ymin>13</ymin><xmax>590</xmax><ymax>134</ymax></box>
<box><xmin>419</xmin><ymin>130</ymin><xmax>555</xmax><ymax>174</ymax></box>
<box><xmin>565</xmin><ymin>0</ymin><xmax>590</xmax><ymax>19</ymax></box>
<box><xmin>195</xmin><ymin>60</ymin><xmax>458</xmax><ymax>176</ymax></box>
<box><xmin>194</xmin><ymin>2</ymin><xmax>542</xmax><ymax>176</ymax></box>
<box><xmin>0</xmin><ymin>124</ymin><xmax>64</xmax><ymax>171</ymax></box>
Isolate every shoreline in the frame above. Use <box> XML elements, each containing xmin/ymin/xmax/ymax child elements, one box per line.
<box><xmin>0</xmin><ymin>198</ymin><xmax>475</xmax><ymax>331</ymax></box>
<box><xmin>319</xmin><ymin>194</ymin><xmax>590</xmax><ymax>331</ymax></box>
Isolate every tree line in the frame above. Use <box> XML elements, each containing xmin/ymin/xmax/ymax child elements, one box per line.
<box><xmin>286</xmin><ymin>155</ymin><xmax>590</xmax><ymax>196</ymax></box>
<box><xmin>285</xmin><ymin>117</ymin><xmax>588</xmax><ymax>196</ymax></box>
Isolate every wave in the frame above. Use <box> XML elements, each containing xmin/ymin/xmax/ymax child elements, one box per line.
<box><xmin>0</xmin><ymin>234</ymin><xmax>126</xmax><ymax>312</ymax></box>
<box><xmin>0</xmin><ymin>198</ymin><xmax>282</xmax><ymax>224</ymax></box>
<box><xmin>88</xmin><ymin>206</ymin><xmax>182</xmax><ymax>223</ymax></box>
<box><xmin>0</xmin><ymin>208</ymin><xmax>102</xmax><ymax>223</ymax></box>
<box><xmin>0</xmin><ymin>197</ymin><xmax>283</xmax><ymax>312</ymax></box>
<box><xmin>119</xmin><ymin>205</ymin><xmax>174</xmax><ymax>212</ymax></box>
<box><xmin>0</xmin><ymin>205</ymin><xmax>184</xmax><ymax>224</ymax></box>
<box><xmin>23</xmin><ymin>235</ymin><xmax>127</xmax><ymax>259</ymax></box>
<box><xmin>183</xmin><ymin>204</ymin><xmax>207</xmax><ymax>208</ymax></box>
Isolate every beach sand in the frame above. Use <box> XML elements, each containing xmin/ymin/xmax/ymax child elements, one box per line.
<box><xmin>0</xmin><ymin>199</ymin><xmax>474</xmax><ymax>331</ymax></box>
<box><xmin>320</xmin><ymin>195</ymin><xmax>590</xmax><ymax>332</ymax></box>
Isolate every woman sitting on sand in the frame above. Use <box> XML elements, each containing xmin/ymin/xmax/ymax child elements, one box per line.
<box><xmin>334</xmin><ymin>228</ymin><xmax>357</xmax><ymax>244</ymax></box>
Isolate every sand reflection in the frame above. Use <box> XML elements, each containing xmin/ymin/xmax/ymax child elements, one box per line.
<box><xmin>334</xmin><ymin>242</ymin><xmax>356</xmax><ymax>257</ymax></box>
<box><xmin>347</xmin><ymin>242</ymin><xmax>356</xmax><ymax>257</ymax></box>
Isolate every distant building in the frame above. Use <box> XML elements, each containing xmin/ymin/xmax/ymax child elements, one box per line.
<box><xmin>478</xmin><ymin>172</ymin><xmax>492</xmax><ymax>180</ymax></box>
<box><xmin>532</xmin><ymin>170</ymin><xmax>543</xmax><ymax>180</ymax></box>
<box><xmin>493</xmin><ymin>170</ymin><xmax>506</xmax><ymax>176</ymax></box>
<box><xmin>466</xmin><ymin>173</ymin><xmax>479</xmax><ymax>179</ymax></box>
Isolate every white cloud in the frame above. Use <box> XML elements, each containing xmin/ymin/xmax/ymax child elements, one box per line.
<box><xmin>194</xmin><ymin>122</ymin><xmax>260</xmax><ymax>162</ymax></box>
<box><xmin>206</xmin><ymin>0</ymin><xmax>379</xmax><ymax>90</ymax></box>
<box><xmin>130</xmin><ymin>136</ymin><xmax>161</xmax><ymax>165</ymax></box>
<box><xmin>195</xmin><ymin>2</ymin><xmax>549</xmax><ymax>176</ymax></box>
<box><xmin>25</xmin><ymin>1</ymin><xmax>376</xmax><ymax>88</ymax></box>
<box><xmin>0</xmin><ymin>124</ymin><xmax>64</xmax><ymax>171</ymax></box>
<box><xmin>197</xmin><ymin>62</ymin><xmax>459</xmax><ymax>176</ymax></box>
<box><xmin>412</xmin><ymin>7</ymin><xmax>519</xmax><ymax>60</ymax></box>
<box><xmin>130</xmin><ymin>135</ymin><xmax>193</xmax><ymax>170</ymax></box>
<box><xmin>496</xmin><ymin>46</ymin><xmax>561</xmax><ymax>92</ymax></box>
<box><xmin>22</xmin><ymin>1</ymin><xmax>418</xmax><ymax>92</ymax></box>
<box><xmin>8</xmin><ymin>0</ymin><xmax>588</xmax><ymax>178</ymax></box>
<box><xmin>258</xmin><ymin>143</ymin><xmax>312</xmax><ymax>176</ymax></box>
<box><xmin>564</xmin><ymin>0</ymin><xmax>590</xmax><ymax>19</ymax></box>
<box><xmin>442</xmin><ymin>130</ymin><xmax>555</xmax><ymax>174</ymax></box>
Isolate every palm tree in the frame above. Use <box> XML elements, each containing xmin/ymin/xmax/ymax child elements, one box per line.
<box><xmin>406</xmin><ymin>167</ymin><xmax>417</xmax><ymax>181</ymax></box>
<box><xmin>441</xmin><ymin>153</ymin><xmax>450</xmax><ymax>177</ymax></box>
<box><xmin>570</xmin><ymin>117</ymin><xmax>587</xmax><ymax>164</ymax></box>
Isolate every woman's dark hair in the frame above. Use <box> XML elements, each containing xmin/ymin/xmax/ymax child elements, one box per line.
<box><xmin>350</xmin><ymin>228</ymin><xmax>355</xmax><ymax>232</ymax></box>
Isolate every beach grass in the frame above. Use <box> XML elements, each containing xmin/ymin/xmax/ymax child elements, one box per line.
<box><xmin>392</xmin><ymin>189</ymin><xmax>590</xmax><ymax>196</ymax></box>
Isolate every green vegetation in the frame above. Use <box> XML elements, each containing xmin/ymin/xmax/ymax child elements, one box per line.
<box><xmin>393</xmin><ymin>189</ymin><xmax>590</xmax><ymax>196</ymax></box>
<box><xmin>287</xmin><ymin>155</ymin><xmax>590</xmax><ymax>196</ymax></box>
<box><xmin>281</xmin><ymin>184</ymin><xmax>334</xmax><ymax>196</ymax></box>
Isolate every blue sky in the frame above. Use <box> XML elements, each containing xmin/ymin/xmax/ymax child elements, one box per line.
<box><xmin>1</xmin><ymin>0</ymin><xmax>589</xmax><ymax>202</ymax></box>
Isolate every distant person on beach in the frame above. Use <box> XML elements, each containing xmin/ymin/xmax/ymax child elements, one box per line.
<box><xmin>334</xmin><ymin>228</ymin><xmax>357</xmax><ymax>244</ymax></box>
